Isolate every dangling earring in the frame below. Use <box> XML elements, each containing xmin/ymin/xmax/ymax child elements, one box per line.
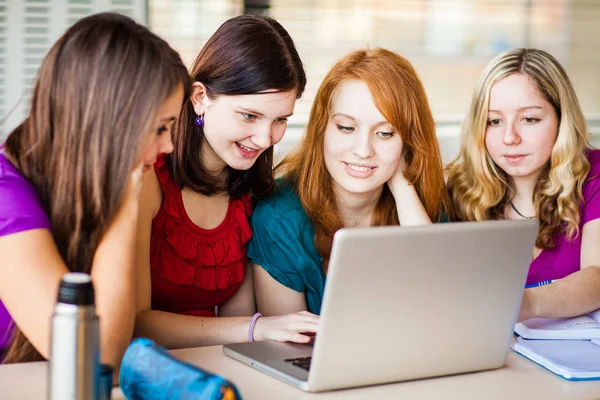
<box><xmin>195</xmin><ymin>114</ymin><xmax>204</xmax><ymax>128</ymax></box>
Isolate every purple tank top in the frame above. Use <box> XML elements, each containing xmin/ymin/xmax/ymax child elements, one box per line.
<box><xmin>526</xmin><ymin>149</ymin><xmax>600</xmax><ymax>285</ymax></box>
<box><xmin>0</xmin><ymin>145</ymin><xmax>52</xmax><ymax>352</ymax></box>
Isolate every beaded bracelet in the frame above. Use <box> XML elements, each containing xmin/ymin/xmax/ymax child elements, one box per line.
<box><xmin>248</xmin><ymin>312</ymin><xmax>262</xmax><ymax>343</ymax></box>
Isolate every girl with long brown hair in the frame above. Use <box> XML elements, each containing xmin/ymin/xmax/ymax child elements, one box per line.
<box><xmin>134</xmin><ymin>15</ymin><xmax>319</xmax><ymax>348</ymax></box>
<box><xmin>0</xmin><ymin>13</ymin><xmax>190</xmax><ymax>365</ymax></box>
<box><xmin>248</xmin><ymin>48</ymin><xmax>452</xmax><ymax>315</ymax></box>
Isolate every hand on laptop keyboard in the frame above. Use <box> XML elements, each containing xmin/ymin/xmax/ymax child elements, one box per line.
<box><xmin>253</xmin><ymin>311</ymin><xmax>319</xmax><ymax>343</ymax></box>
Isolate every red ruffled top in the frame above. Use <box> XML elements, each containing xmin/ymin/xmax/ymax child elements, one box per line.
<box><xmin>149</xmin><ymin>155</ymin><xmax>252</xmax><ymax>317</ymax></box>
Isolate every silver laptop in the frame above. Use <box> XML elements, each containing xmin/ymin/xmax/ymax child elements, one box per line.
<box><xmin>224</xmin><ymin>220</ymin><xmax>538</xmax><ymax>392</ymax></box>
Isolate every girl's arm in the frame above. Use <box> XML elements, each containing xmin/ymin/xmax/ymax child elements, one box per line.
<box><xmin>134</xmin><ymin>309</ymin><xmax>317</xmax><ymax>348</ymax></box>
<box><xmin>134</xmin><ymin>169</ymin><xmax>162</xmax><ymax>313</ymax></box>
<box><xmin>387</xmin><ymin>155</ymin><xmax>432</xmax><ymax>226</ymax></box>
<box><xmin>218</xmin><ymin>262</ymin><xmax>256</xmax><ymax>317</ymax></box>
<box><xmin>518</xmin><ymin>219</ymin><xmax>600</xmax><ymax>320</ymax></box>
<box><xmin>253</xmin><ymin>263</ymin><xmax>308</xmax><ymax>316</ymax></box>
<box><xmin>0</xmin><ymin>167</ymin><xmax>143</xmax><ymax>367</ymax></box>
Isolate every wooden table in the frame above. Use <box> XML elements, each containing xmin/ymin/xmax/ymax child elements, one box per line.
<box><xmin>1</xmin><ymin>345</ymin><xmax>600</xmax><ymax>400</ymax></box>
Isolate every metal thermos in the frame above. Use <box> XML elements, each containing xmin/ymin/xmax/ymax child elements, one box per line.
<box><xmin>48</xmin><ymin>272</ymin><xmax>100</xmax><ymax>400</ymax></box>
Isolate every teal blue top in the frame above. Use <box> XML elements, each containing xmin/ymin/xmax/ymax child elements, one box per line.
<box><xmin>247</xmin><ymin>182</ymin><xmax>450</xmax><ymax>315</ymax></box>
<box><xmin>247</xmin><ymin>182</ymin><xmax>325</xmax><ymax>315</ymax></box>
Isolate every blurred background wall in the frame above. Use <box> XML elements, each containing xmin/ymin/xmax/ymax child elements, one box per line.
<box><xmin>0</xmin><ymin>0</ymin><xmax>146</xmax><ymax>141</ymax></box>
<box><xmin>1</xmin><ymin>0</ymin><xmax>599</xmax><ymax>164</ymax></box>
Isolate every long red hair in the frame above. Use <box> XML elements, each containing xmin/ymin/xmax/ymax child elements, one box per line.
<box><xmin>278</xmin><ymin>48</ymin><xmax>452</xmax><ymax>269</ymax></box>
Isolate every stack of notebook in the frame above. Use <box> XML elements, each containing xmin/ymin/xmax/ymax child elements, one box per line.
<box><xmin>512</xmin><ymin>309</ymin><xmax>600</xmax><ymax>380</ymax></box>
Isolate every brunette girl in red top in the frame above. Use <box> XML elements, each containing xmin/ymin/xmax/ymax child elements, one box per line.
<box><xmin>134</xmin><ymin>15</ymin><xmax>319</xmax><ymax>349</ymax></box>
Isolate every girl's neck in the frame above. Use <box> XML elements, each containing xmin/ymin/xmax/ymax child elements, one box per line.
<box><xmin>507</xmin><ymin>175</ymin><xmax>538</xmax><ymax>219</ymax></box>
<box><xmin>200</xmin><ymin>142</ymin><xmax>228</xmax><ymax>181</ymax></box>
<box><xmin>511</xmin><ymin>175</ymin><xmax>537</xmax><ymax>205</ymax></box>
<box><xmin>334</xmin><ymin>184</ymin><xmax>382</xmax><ymax>228</ymax></box>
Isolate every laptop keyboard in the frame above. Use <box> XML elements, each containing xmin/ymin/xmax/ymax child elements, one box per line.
<box><xmin>285</xmin><ymin>356</ymin><xmax>312</xmax><ymax>371</ymax></box>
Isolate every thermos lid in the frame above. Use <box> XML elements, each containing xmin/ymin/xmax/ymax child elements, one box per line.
<box><xmin>58</xmin><ymin>273</ymin><xmax>95</xmax><ymax>305</ymax></box>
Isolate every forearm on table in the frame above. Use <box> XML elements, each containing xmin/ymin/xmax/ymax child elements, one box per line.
<box><xmin>526</xmin><ymin>265</ymin><xmax>600</xmax><ymax>319</ymax></box>
<box><xmin>134</xmin><ymin>310</ymin><xmax>253</xmax><ymax>349</ymax></box>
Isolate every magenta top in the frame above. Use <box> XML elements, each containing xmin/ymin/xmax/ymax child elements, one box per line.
<box><xmin>526</xmin><ymin>149</ymin><xmax>600</xmax><ymax>285</ymax></box>
<box><xmin>0</xmin><ymin>145</ymin><xmax>52</xmax><ymax>352</ymax></box>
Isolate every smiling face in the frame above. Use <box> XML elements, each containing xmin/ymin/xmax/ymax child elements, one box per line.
<box><xmin>323</xmin><ymin>79</ymin><xmax>403</xmax><ymax>198</ymax></box>
<box><xmin>485</xmin><ymin>73</ymin><xmax>559</xmax><ymax>181</ymax></box>
<box><xmin>140</xmin><ymin>83</ymin><xmax>184</xmax><ymax>171</ymax></box>
<box><xmin>193</xmin><ymin>84</ymin><xmax>297</xmax><ymax>173</ymax></box>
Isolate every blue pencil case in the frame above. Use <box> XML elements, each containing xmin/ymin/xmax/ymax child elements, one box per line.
<box><xmin>120</xmin><ymin>338</ymin><xmax>242</xmax><ymax>400</ymax></box>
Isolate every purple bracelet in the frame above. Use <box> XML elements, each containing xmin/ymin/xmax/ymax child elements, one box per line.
<box><xmin>248</xmin><ymin>312</ymin><xmax>262</xmax><ymax>343</ymax></box>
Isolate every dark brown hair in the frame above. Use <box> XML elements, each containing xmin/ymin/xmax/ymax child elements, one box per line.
<box><xmin>169</xmin><ymin>14</ymin><xmax>306</xmax><ymax>201</ymax></box>
<box><xmin>278</xmin><ymin>48</ymin><xmax>453</xmax><ymax>269</ymax></box>
<box><xmin>3</xmin><ymin>12</ymin><xmax>191</xmax><ymax>363</ymax></box>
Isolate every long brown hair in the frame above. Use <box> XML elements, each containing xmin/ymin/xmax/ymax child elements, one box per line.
<box><xmin>3</xmin><ymin>12</ymin><xmax>190</xmax><ymax>363</ymax></box>
<box><xmin>446</xmin><ymin>48</ymin><xmax>590</xmax><ymax>249</ymax></box>
<box><xmin>278</xmin><ymin>48</ymin><xmax>452</xmax><ymax>268</ymax></box>
<box><xmin>169</xmin><ymin>14</ymin><xmax>306</xmax><ymax>201</ymax></box>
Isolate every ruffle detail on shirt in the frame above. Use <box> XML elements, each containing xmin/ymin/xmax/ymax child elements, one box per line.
<box><xmin>152</xmin><ymin>155</ymin><xmax>252</xmax><ymax>290</ymax></box>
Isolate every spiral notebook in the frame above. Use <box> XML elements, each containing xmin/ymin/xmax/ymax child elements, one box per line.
<box><xmin>512</xmin><ymin>337</ymin><xmax>600</xmax><ymax>381</ymax></box>
<box><xmin>514</xmin><ymin>309</ymin><xmax>600</xmax><ymax>340</ymax></box>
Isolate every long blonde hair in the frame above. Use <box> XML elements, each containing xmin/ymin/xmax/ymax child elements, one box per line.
<box><xmin>279</xmin><ymin>48</ymin><xmax>452</xmax><ymax>269</ymax></box>
<box><xmin>446</xmin><ymin>48</ymin><xmax>591</xmax><ymax>249</ymax></box>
